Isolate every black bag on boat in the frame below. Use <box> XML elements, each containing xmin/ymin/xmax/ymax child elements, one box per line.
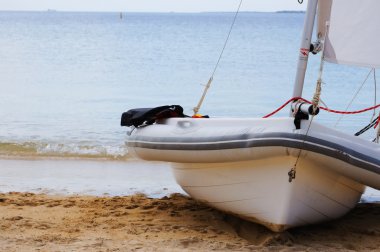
<box><xmin>120</xmin><ymin>105</ymin><xmax>186</xmax><ymax>127</ymax></box>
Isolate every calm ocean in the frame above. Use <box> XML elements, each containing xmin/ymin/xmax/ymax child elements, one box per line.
<box><xmin>0</xmin><ymin>11</ymin><xmax>378</xmax><ymax>159</ymax></box>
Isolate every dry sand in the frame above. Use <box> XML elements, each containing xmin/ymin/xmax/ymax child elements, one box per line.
<box><xmin>0</xmin><ymin>192</ymin><xmax>379</xmax><ymax>251</ymax></box>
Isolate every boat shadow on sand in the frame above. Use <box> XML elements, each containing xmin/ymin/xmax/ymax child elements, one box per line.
<box><xmin>144</xmin><ymin>193</ymin><xmax>379</xmax><ymax>250</ymax></box>
<box><xmin>224</xmin><ymin>202</ymin><xmax>380</xmax><ymax>249</ymax></box>
<box><xmin>197</xmin><ymin>198</ymin><xmax>380</xmax><ymax>250</ymax></box>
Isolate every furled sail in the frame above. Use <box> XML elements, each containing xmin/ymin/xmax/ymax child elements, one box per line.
<box><xmin>318</xmin><ymin>0</ymin><xmax>380</xmax><ymax>68</ymax></box>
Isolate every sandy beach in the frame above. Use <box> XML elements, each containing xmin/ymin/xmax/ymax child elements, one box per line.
<box><xmin>0</xmin><ymin>159</ymin><xmax>378</xmax><ymax>251</ymax></box>
<box><xmin>0</xmin><ymin>192</ymin><xmax>378</xmax><ymax>251</ymax></box>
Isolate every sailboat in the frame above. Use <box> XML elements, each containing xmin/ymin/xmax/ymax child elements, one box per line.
<box><xmin>122</xmin><ymin>0</ymin><xmax>380</xmax><ymax>232</ymax></box>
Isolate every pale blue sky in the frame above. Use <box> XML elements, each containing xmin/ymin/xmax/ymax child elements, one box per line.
<box><xmin>0</xmin><ymin>0</ymin><xmax>308</xmax><ymax>12</ymax></box>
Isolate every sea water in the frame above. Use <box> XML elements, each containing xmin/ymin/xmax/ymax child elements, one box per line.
<box><xmin>0</xmin><ymin>11</ymin><xmax>379</xmax><ymax>200</ymax></box>
<box><xmin>0</xmin><ymin>11</ymin><xmax>378</xmax><ymax>159</ymax></box>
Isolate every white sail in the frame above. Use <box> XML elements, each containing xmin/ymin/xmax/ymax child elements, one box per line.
<box><xmin>318</xmin><ymin>0</ymin><xmax>380</xmax><ymax>68</ymax></box>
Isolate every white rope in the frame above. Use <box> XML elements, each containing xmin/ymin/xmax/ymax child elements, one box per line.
<box><xmin>312</xmin><ymin>78</ymin><xmax>322</xmax><ymax>114</ymax></box>
<box><xmin>311</xmin><ymin>21</ymin><xmax>330</xmax><ymax>114</ymax></box>
<box><xmin>289</xmin><ymin>21</ymin><xmax>328</xmax><ymax>182</ymax></box>
<box><xmin>334</xmin><ymin>68</ymin><xmax>374</xmax><ymax>128</ymax></box>
<box><xmin>319</xmin><ymin>98</ymin><xmax>328</xmax><ymax>109</ymax></box>
<box><xmin>193</xmin><ymin>0</ymin><xmax>243</xmax><ymax>115</ymax></box>
<box><xmin>290</xmin><ymin>64</ymin><xmax>323</xmax><ymax>182</ymax></box>
<box><xmin>193</xmin><ymin>77</ymin><xmax>213</xmax><ymax>115</ymax></box>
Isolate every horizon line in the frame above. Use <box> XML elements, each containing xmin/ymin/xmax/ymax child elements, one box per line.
<box><xmin>0</xmin><ymin>9</ymin><xmax>305</xmax><ymax>14</ymax></box>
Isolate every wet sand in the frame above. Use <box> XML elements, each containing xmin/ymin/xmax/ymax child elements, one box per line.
<box><xmin>0</xmin><ymin>158</ymin><xmax>184</xmax><ymax>197</ymax></box>
<box><xmin>0</xmin><ymin>158</ymin><xmax>379</xmax><ymax>251</ymax></box>
<box><xmin>0</xmin><ymin>192</ymin><xmax>379</xmax><ymax>252</ymax></box>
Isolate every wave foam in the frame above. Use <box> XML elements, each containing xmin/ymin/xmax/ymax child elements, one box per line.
<box><xmin>0</xmin><ymin>141</ymin><xmax>130</xmax><ymax>160</ymax></box>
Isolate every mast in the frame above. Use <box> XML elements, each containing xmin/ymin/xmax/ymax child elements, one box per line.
<box><xmin>291</xmin><ymin>0</ymin><xmax>319</xmax><ymax>105</ymax></box>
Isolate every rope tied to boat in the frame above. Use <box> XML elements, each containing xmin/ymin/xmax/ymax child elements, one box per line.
<box><xmin>310</xmin><ymin>26</ymin><xmax>328</xmax><ymax>117</ymax></box>
<box><xmin>335</xmin><ymin>68</ymin><xmax>376</xmax><ymax>128</ymax></box>
<box><xmin>312</xmin><ymin>78</ymin><xmax>322</xmax><ymax>115</ymax></box>
<box><xmin>289</xmin><ymin>109</ymin><xmax>317</xmax><ymax>183</ymax></box>
<box><xmin>268</xmin><ymin>96</ymin><xmax>380</xmax><ymax>181</ymax></box>
<box><xmin>193</xmin><ymin>77</ymin><xmax>213</xmax><ymax>115</ymax></box>
<box><xmin>193</xmin><ymin>0</ymin><xmax>243</xmax><ymax>115</ymax></box>
<box><xmin>263</xmin><ymin>97</ymin><xmax>380</xmax><ymax>118</ymax></box>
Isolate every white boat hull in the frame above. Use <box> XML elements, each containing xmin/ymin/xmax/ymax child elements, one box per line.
<box><xmin>173</xmin><ymin>157</ymin><xmax>365</xmax><ymax>232</ymax></box>
<box><xmin>127</xmin><ymin>117</ymin><xmax>380</xmax><ymax>231</ymax></box>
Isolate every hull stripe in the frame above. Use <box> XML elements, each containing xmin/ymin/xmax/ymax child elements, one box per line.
<box><xmin>127</xmin><ymin>132</ymin><xmax>380</xmax><ymax>175</ymax></box>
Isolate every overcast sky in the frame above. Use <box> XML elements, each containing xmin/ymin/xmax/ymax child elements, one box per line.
<box><xmin>0</xmin><ymin>0</ymin><xmax>308</xmax><ymax>12</ymax></box>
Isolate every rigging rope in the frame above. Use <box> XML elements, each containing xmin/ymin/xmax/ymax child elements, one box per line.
<box><xmin>288</xmin><ymin>114</ymin><xmax>315</xmax><ymax>182</ymax></box>
<box><xmin>193</xmin><ymin>0</ymin><xmax>243</xmax><ymax>115</ymax></box>
<box><xmin>289</xmin><ymin>34</ymin><xmax>326</xmax><ymax>182</ymax></box>
<box><xmin>282</xmin><ymin>95</ymin><xmax>380</xmax><ymax>180</ymax></box>
<box><xmin>334</xmin><ymin>68</ymin><xmax>375</xmax><ymax>128</ymax></box>
<box><xmin>263</xmin><ymin>96</ymin><xmax>380</xmax><ymax>118</ymax></box>
<box><xmin>355</xmin><ymin>116</ymin><xmax>379</xmax><ymax>136</ymax></box>
<box><xmin>312</xmin><ymin>79</ymin><xmax>322</xmax><ymax>113</ymax></box>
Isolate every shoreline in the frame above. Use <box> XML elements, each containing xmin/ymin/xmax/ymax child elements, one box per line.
<box><xmin>0</xmin><ymin>158</ymin><xmax>379</xmax><ymax>250</ymax></box>
<box><xmin>0</xmin><ymin>158</ymin><xmax>185</xmax><ymax>198</ymax></box>
<box><xmin>0</xmin><ymin>157</ymin><xmax>378</xmax><ymax>201</ymax></box>
<box><xmin>0</xmin><ymin>192</ymin><xmax>379</xmax><ymax>251</ymax></box>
